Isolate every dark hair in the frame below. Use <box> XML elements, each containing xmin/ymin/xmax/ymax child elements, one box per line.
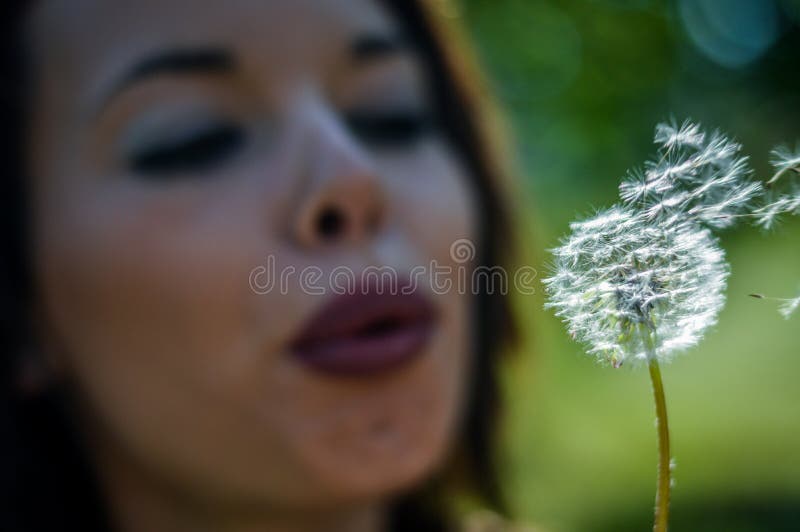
<box><xmin>0</xmin><ymin>2</ymin><xmax>517</xmax><ymax>531</ymax></box>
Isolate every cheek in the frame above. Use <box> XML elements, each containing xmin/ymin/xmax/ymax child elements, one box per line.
<box><xmin>35</xmin><ymin>183</ymin><xmax>254</xmax><ymax>385</ymax></box>
<box><xmin>32</xmin><ymin>178</ymin><xmax>303</xmax><ymax>502</ymax></box>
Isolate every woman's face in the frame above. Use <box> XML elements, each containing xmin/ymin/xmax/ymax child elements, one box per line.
<box><xmin>27</xmin><ymin>0</ymin><xmax>478</xmax><ymax>514</ymax></box>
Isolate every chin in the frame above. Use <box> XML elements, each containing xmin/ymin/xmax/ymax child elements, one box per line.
<box><xmin>292</xmin><ymin>388</ymin><xmax>457</xmax><ymax>504</ymax></box>
<box><xmin>312</xmin><ymin>437</ymin><xmax>450</xmax><ymax>505</ymax></box>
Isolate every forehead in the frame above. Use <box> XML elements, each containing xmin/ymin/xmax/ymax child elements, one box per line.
<box><xmin>29</xmin><ymin>0</ymin><xmax>397</xmax><ymax>46</ymax></box>
<box><xmin>26</xmin><ymin>0</ymin><xmax>401</xmax><ymax>97</ymax></box>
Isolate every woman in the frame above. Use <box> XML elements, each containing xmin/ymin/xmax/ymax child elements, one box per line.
<box><xmin>0</xmin><ymin>0</ymin><xmax>519</xmax><ymax>530</ymax></box>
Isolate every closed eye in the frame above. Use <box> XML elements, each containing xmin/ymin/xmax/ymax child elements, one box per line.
<box><xmin>344</xmin><ymin>109</ymin><xmax>435</xmax><ymax>149</ymax></box>
<box><xmin>129</xmin><ymin>122</ymin><xmax>245</xmax><ymax>176</ymax></box>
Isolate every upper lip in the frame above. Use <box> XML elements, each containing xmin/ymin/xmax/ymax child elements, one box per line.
<box><xmin>289</xmin><ymin>279</ymin><xmax>438</xmax><ymax>374</ymax></box>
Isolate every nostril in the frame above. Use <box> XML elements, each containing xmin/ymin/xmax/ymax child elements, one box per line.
<box><xmin>315</xmin><ymin>206</ymin><xmax>346</xmax><ymax>240</ymax></box>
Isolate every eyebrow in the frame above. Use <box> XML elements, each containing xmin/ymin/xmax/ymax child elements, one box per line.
<box><xmin>351</xmin><ymin>33</ymin><xmax>410</xmax><ymax>63</ymax></box>
<box><xmin>97</xmin><ymin>37</ymin><xmax>405</xmax><ymax>113</ymax></box>
<box><xmin>100</xmin><ymin>48</ymin><xmax>235</xmax><ymax>107</ymax></box>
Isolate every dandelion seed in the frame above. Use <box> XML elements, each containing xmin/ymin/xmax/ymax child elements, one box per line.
<box><xmin>769</xmin><ymin>144</ymin><xmax>800</xmax><ymax>182</ymax></box>
<box><xmin>753</xmin><ymin>195</ymin><xmax>800</xmax><ymax>229</ymax></box>
<box><xmin>780</xmin><ymin>293</ymin><xmax>800</xmax><ymax>319</ymax></box>
<box><xmin>754</xmin><ymin>144</ymin><xmax>800</xmax><ymax>229</ymax></box>
<box><xmin>654</xmin><ymin>121</ymin><xmax>705</xmax><ymax>150</ymax></box>
<box><xmin>748</xmin><ymin>290</ymin><xmax>800</xmax><ymax>319</ymax></box>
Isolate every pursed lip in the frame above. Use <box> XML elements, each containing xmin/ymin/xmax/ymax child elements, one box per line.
<box><xmin>289</xmin><ymin>280</ymin><xmax>438</xmax><ymax>376</ymax></box>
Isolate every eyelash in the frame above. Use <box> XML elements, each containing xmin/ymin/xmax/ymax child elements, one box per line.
<box><xmin>128</xmin><ymin>110</ymin><xmax>435</xmax><ymax>176</ymax></box>
<box><xmin>130</xmin><ymin>122</ymin><xmax>245</xmax><ymax>175</ymax></box>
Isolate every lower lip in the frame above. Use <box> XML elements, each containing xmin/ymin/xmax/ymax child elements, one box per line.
<box><xmin>291</xmin><ymin>321</ymin><xmax>435</xmax><ymax>376</ymax></box>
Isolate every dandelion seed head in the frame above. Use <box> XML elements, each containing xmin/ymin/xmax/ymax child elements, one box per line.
<box><xmin>544</xmin><ymin>206</ymin><xmax>728</xmax><ymax>367</ymax></box>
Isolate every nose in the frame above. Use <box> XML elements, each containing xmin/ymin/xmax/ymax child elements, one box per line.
<box><xmin>291</xmin><ymin>102</ymin><xmax>386</xmax><ymax>249</ymax></box>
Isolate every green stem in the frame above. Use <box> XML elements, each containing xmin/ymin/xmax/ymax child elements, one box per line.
<box><xmin>648</xmin><ymin>353</ymin><xmax>671</xmax><ymax>532</ymax></box>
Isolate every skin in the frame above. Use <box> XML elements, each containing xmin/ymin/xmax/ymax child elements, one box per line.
<box><xmin>25</xmin><ymin>0</ymin><xmax>479</xmax><ymax>531</ymax></box>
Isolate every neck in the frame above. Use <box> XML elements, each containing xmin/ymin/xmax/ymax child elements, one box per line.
<box><xmin>108</xmin><ymin>486</ymin><xmax>385</xmax><ymax>532</ymax></box>
<box><xmin>85</xmin><ymin>424</ymin><xmax>386</xmax><ymax>532</ymax></box>
<box><xmin>101</xmin><ymin>458</ymin><xmax>386</xmax><ymax>532</ymax></box>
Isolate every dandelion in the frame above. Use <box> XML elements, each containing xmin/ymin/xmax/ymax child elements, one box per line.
<box><xmin>544</xmin><ymin>206</ymin><xmax>728</xmax><ymax>532</ymax></box>
<box><xmin>545</xmin><ymin>120</ymin><xmax>746</xmax><ymax>532</ymax></box>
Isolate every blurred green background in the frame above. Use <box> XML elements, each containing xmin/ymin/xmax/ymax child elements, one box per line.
<box><xmin>457</xmin><ymin>0</ymin><xmax>800</xmax><ymax>530</ymax></box>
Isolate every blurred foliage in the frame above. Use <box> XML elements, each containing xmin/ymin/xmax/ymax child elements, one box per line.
<box><xmin>458</xmin><ymin>0</ymin><xmax>800</xmax><ymax>530</ymax></box>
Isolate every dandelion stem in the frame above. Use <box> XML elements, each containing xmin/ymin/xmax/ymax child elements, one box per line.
<box><xmin>647</xmin><ymin>348</ymin><xmax>671</xmax><ymax>532</ymax></box>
